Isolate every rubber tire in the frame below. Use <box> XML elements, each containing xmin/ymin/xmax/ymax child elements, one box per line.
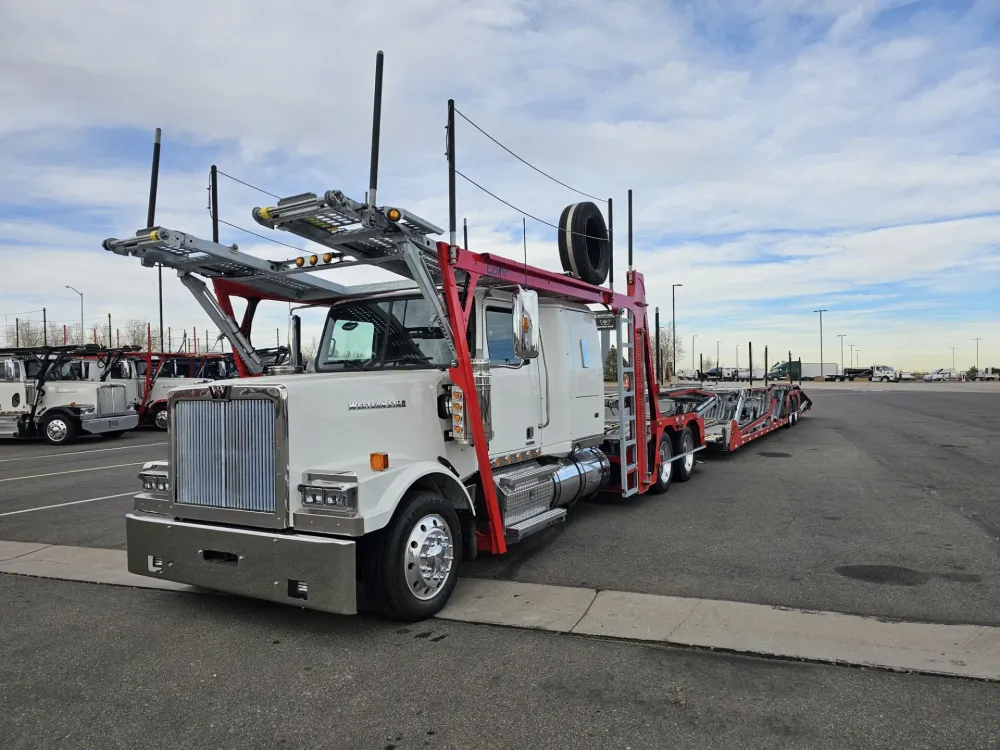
<box><xmin>102</xmin><ymin>431</ymin><xmax>125</xmax><ymax>439</ymax></box>
<box><xmin>649</xmin><ymin>435</ymin><xmax>673</xmax><ymax>494</ymax></box>
<box><xmin>881</xmin><ymin>377</ymin><xmax>889</xmax><ymax>383</ymax></box>
<box><xmin>40</xmin><ymin>414</ymin><xmax>78</xmax><ymax>446</ymax></box>
<box><xmin>151</xmin><ymin>405</ymin><xmax>169</xmax><ymax>431</ymax></box>
<box><xmin>672</xmin><ymin>427</ymin><xmax>696</xmax><ymax>483</ymax></box>
<box><xmin>362</xmin><ymin>490</ymin><xmax>463</xmax><ymax>622</ymax></box>
<box><xmin>557</xmin><ymin>202</ymin><xmax>610</xmax><ymax>285</ymax></box>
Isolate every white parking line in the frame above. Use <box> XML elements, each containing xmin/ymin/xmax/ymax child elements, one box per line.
<box><xmin>0</xmin><ymin>492</ymin><xmax>134</xmax><ymax>517</ymax></box>
<box><xmin>0</xmin><ymin>442</ymin><xmax>167</xmax><ymax>463</ymax></box>
<box><xmin>0</xmin><ymin>462</ymin><xmax>148</xmax><ymax>483</ymax></box>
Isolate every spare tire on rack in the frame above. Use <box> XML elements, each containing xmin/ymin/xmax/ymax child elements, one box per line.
<box><xmin>558</xmin><ymin>201</ymin><xmax>610</xmax><ymax>286</ymax></box>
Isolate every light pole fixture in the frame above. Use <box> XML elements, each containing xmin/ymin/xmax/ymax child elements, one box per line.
<box><xmin>814</xmin><ymin>309</ymin><xmax>828</xmax><ymax>379</ymax></box>
<box><xmin>671</xmin><ymin>283</ymin><xmax>683</xmax><ymax>378</ymax></box>
<box><xmin>65</xmin><ymin>285</ymin><xmax>84</xmax><ymax>346</ymax></box>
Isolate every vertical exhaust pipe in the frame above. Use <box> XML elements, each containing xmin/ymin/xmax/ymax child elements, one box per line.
<box><xmin>369</xmin><ymin>51</ymin><xmax>384</xmax><ymax>208</ymax></box>
<box><xmin>289</xmin><ymin>314</ymin><xmax>302</xmax><ymax>371</ymax></box>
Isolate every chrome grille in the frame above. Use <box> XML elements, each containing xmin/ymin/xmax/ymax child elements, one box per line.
<box><xmin>173</xmin><ymin>398</ymin><xmax>277</xmax><ymax>513</ymax></box>
<box><xmin>97</xmin><ymin>384</ymin><xmax>127</xmax><ymax>416</ymax></box>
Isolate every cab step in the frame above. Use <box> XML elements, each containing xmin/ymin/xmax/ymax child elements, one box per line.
<box><xmin>505</xmin><ymin>508</ymin><xmax>567</xmax><ymax>544</ymax></box>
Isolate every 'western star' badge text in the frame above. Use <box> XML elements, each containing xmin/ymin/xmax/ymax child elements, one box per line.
<box><xmin>348</xmin><ymin>399</ymin><xmax>407</xmax><ymax>410</ymax></box>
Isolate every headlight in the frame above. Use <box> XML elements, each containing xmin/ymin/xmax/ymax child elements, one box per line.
<box><xmin>299</xmin><ymin>482</ymin><xmax>357</xmax><ymax>512</ymax></box>
<box><xmin>139</xmin><ymin>461</ymin><xmax>170</xmax><ymax>494</ymax></box>
<box><xmin>78</xmin><ymin>404</ymin><xmax>96</xmax><ymax>415</ymax></box>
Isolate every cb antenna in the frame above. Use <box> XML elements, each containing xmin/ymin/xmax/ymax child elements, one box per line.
<box><xmin>368</xmin><ymin>50</ymin><xmax>384</xmax><ymax>207</ymax></box>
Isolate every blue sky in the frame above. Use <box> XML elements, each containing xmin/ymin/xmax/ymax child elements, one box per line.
<box><xmin>0</xmin><ymin>0</ymin><xmax>997</xmax><ymax>369</ymax></box>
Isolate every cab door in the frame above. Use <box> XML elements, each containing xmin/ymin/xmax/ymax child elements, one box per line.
<box><xmin>480</xmin><ymin>299</ymin><xmax>543</xmax><ymax>456</ymax></box>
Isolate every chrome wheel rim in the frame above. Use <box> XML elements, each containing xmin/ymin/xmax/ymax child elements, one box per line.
<box><xmin>45</xmin><ymin>419</ymin><xmax>68</xmax><ymax>442</ymax></box>
<box><xmin>404</xmin><ymin>513</ymin><xmax>454</xmax><ymax>601</ymax></box>
<box><xmin>659</xmin><ymin>442</ymin><xmax>672</xmax><ymax>483</ymax></box>
<box><xmin>682</xmin><ymin>435</ymin><xmax>695</xmax><ymax>473</ymax></box>
<box><xmin>154</xmin><ymin>409</ymin><xmax>169</xmax><ymax>430</ymax></box>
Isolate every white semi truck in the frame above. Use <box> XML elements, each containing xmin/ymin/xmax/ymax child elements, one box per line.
<box><xmin>0</xmin><ymin>345</ymin><xmax>138</xmax><ymax>444</ymax></box>
<box><xmin>102</xmin><ymin>53</ymin><xmax>734</xmax><ymax>622</ymax></box>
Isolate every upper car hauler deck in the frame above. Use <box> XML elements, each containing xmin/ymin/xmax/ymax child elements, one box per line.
<box><xmin>101</xmin><ymin>52</ymin><xmax>807</xmax><ymax>621</ymax></box>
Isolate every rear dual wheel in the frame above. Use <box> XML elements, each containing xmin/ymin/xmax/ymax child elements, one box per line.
<box><xmin>650</xmin><ymin>427</ymin><xmax>696</xmax><ymax>494</ymax></box>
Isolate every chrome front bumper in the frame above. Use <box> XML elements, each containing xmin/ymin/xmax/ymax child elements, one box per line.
<box><xmin>125</xmin><ymin>513</ymin><xmax>357</xmax><ymax>614</ymax></box>
<box><xmin>81</xmin><ymin>414</ymin><xmax>139</xmax><ymax>434</ymax></box>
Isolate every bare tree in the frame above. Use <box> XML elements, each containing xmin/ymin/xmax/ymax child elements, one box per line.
<box><xmin>701</xmin><ymin>356</ymin><xmax>716</xmax><ymax>371</ymax></box>
<box><xmin>4</xmin><ymin>320</ymin><xmax>44</xmax><ymax>347</ymax></box>
<box><xmin>302</xmin><ymin>337</ymin><xmax>319</xmax><ymax>361</ymax></box>
<box><xmin>656</xmin><ymin>323</ymin><xmax>685</xmax><ymax>377</ymax></box>
<box><xmin>122</xmin><ymin>319</ymin><xmax>151</xmax><ymax>349</ymax></box>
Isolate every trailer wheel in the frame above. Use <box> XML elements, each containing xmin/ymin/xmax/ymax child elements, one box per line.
<box><xmin>650</xmin><ymin>435</ymin><xmax>673</xmax><ymax>494</ymax></box>
<box><xmin>672</xmin><ymin>427</ymin><xmax>696</xmax><ymax>483</ymax></box>
<box><xmin>363</xmin><ymin>490</ymin><xmax>462</xmax><ymax>622</ymax></box>
<box><xmin>151</xmin><ymin>405</ymin><xmax>169</xmax><ymax>431</ymax></box>
<box><xmin>40</xmin><ymin>414</ymin><xmax>78</xmax><ymax>446</ymax></box>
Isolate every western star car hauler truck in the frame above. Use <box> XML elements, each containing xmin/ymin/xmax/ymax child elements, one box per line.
<box><xmin>0</xmin><ymin>345</ymin><xmax>138</xmax><ymax>444</ymax></box>
<box><xmin>101</xmin><ymin>53</ymin><xmax>723</xmax><ymax>621</ymax></box>
<box><xmin>105</xmin><ymin>54</ymin><xmax>810</xmax><ymax>621</ymax></box>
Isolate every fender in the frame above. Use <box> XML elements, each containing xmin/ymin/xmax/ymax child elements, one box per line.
<box><xmin>355</xmin><ymin>460</ymin><xmax>475</xmax><ymax>534</ymax></box>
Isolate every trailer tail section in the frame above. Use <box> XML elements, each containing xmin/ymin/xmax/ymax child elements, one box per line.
<box><xmin>662</xmin><ymin>384</ymin><xmax>813</xmax><ymax>452</ymax></box>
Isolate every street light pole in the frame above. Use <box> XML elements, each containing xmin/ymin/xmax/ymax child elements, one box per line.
<box><xmin>717</xmin><ymin>340</ymin><xmax>721</xmax><ymax>370</ymax></box>
<box><xmin>814</xmin><ymin>309</ymin><xmax>828</xmax><ymax>379</ymax></box>
<box><xmin>692</xmin><ymin>334</ymin><xmax>698</xmax><ymax>373</ymax></box>
<box><xmin>736</xmin><ymin>344</ymin><xmax>740</xmax><ymax>372</ymax></box>
<box><xmin>65</xmin><ymin>285</ymin><xmax>83</xmax><ymax>345</ymax></box>
<box><xmin>671</xmin><ymin>283</ymin><xmax>682</xmax><ymax>379</ymax></box>
<box><xmin>849</xmin><ymin>343</ymin><xmax>854</xmax><ymax>369</ymax></box>
<box><xmin>974</xmin><ymin>338</ymin><xmax>981</xmax><ymax>372</ymax></box>
<box><xmin>951</xmin><ymin>347</ymin><xmax>956</xmax><ymax>371</ymax></box>
<box><xmin>837</xmin><ymin>334</ymin><xmax>846</xmax><ymax>377</ymax></box>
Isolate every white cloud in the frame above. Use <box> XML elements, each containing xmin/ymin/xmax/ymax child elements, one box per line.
<box><xmin>0</xmin><ymin>0</ymin><xmax>997</xmax><ymax>371</ymax></box>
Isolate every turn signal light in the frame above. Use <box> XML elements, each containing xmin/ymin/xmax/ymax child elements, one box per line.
<box><xmin>370</xmin><ymin>452</ymin><xmax>389</xmax><ymax>472</ymax></box>
<box><xmin>386</xmin><ymin>208</ymin><xmax>401</xmax><ymax>222</ymax></box>
<box><xmin>295</xmin><ymin>257</ymin><xmax>305</xmax><ymax>267</ymax></box>
<box><xmin>322</xmin><ymin>253</ymin><xmax>333</xmax><ymax>263</ymax></box>
<box><xmin>309</xmin><ymin>255</ymin><xmax>319</xmax><ymax>266</ymax></box>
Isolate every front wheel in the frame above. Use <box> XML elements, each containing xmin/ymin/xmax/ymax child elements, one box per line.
<box><xmin>151</xmin><ymin>405</ymin><xmax>169</xmax><ymax>431</ymax></box>
<box><xmin>40</xmin><ymin>414</ymin><xmax>78</xmax><ymax>446</ymax></box>
<box><xmin>363</xmin><ymin>490</ymin><xmax>462</xmax><ymax>621</ymax></box>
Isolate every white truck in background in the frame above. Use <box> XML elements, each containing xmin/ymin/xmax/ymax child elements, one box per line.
<box><xmin>0</xmin><ymin>346</ymin><xmax>138</xmax><ymax>445</ymax></box>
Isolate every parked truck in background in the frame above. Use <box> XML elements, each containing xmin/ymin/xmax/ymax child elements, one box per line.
<box><xmin>0</xmin><ymin>345</ymin><xmax>139</xmax><ymax>445</ymax></box>
<box><xmin>767</xmin><ymin>361</ymin><xmax>838</xmax><ymax>381</ymax></box>
<box><xmin>831</xmin><ymin>365</ymin><xmax>901</xmax><ymax>382</ymax></box>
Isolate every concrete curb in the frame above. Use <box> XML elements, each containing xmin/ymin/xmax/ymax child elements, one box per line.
<box><xmin>3</xmin><ymin>541</ymin><xmax>999</xmax><ymax>681</ymax></box>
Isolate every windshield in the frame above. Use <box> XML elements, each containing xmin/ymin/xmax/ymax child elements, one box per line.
<box><xmin>316</xmin><ymin>296</ymin><xmax>452</xmax><ymax>372</ymax></box>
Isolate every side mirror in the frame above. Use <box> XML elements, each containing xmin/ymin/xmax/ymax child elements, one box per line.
<box><xmin>512</xmin><ymin>287</ymin><xmax>540</xmax><ymax>360</ymax></box>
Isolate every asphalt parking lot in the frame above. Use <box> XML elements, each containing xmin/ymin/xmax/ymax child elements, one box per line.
<box><xmin>2</xmin><ymin>385</ymin><xmax>999</xmax><ymax>748</ymax></box>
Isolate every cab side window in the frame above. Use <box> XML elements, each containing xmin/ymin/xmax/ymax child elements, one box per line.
<box><xmin>485</xmin><ymin>307</ymin><xmax>520</xmax><ymax>366</ymax></box>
